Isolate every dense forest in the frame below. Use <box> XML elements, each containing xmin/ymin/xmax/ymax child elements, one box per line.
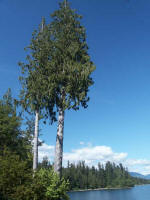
<box><xmin>39</xmin><ymin>158</ymin><xmax>150</xmax><ymax>191</ymax></box>
<box><xmin>63</xmin><ymin>161</ymin><xmax>150</xmax><ymax>190</ymax></box>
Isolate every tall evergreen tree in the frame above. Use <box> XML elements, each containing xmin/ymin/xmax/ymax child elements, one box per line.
<box><xmin>19</xmin><ymin>18</ymin><xmax>56</xmax><ymax>171</ymax></box>
<box><xmin>45</xmin><ymin>0</ymin><xmax>95</xmax><ymax>176</ymax></box>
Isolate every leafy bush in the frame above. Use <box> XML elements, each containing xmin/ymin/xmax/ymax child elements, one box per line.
<box><xmin>27</xmin><ymin>168</ymin><xmax>70</xmax><ymax>200</ymax></box>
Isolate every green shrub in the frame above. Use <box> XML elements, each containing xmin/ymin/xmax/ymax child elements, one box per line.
<box><xmin>27</xmin><ymin>168</ymin><xmax>70</xmax><ymax>200</ymax></box>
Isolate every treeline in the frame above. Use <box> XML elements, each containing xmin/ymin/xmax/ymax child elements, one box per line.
<box><xmin>62</xmin><ymin>161</ymin><xmax>150</xmax><ymax>190</ymax></box>
<box><xmin>0</xmin><ymin>90</ymin><xmax>69</xmax><ymax>200</ymax></box>
<box><xmin>38</xmin><ymin>158</ymin><xmax>150</xmax><ymax>191</ymax></box>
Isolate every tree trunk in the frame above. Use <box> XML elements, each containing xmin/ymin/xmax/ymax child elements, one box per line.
<box><xmin>54</xmin><ymin>108</ymin><xmax>64</xmax><ymax>176</ymax></box>
<box><xmin>33</xmin><ymin>111</ymin><xmax>39</xmax><ymax>171</ymax></box>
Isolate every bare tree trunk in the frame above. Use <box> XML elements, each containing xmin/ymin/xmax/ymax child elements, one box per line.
<box><xmin>54</xmin><ymin>108</ymin><xmax>64</xmax><ymax>176</ymax></box>
<box><xmin>33</xmin><ymin>19</ymin><xmax>43</xmax><ymax>172</ymax></box>
<box><xmin>33</xmin><ymin>111</ymin><xmax>39</xmax><ymax>171</ymax></box>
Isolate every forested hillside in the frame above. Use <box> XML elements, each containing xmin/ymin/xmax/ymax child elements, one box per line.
<box><xmin>62</xmin><ymin>161</ymin><xmax>150</xmax><ymax>190</ymax></box>
<box><xmin>39</xmin><ymin>158</ymin><xmax>150</xmax><ymax>191</ymax></box>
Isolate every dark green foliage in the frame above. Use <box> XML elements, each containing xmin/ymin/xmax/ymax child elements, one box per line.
<box><xmin>0</xmin><ymin>89</ymin><xmax>33</xmax><ymax>160</ymax></box>
<box><xmin>0</xmin><ymin>157</ymin><xmax>69</xmax><ymax>200</ymax></box>
<box><xmin>19</xmin><ymin>18</ymin><xmax>56</xmax><ymax>123</ymax></box>
<box><xmin>19</xmin><ymin>0</ymin><xmax>95</xmax><ymax>117</ymax></box>
<box><xmin>0</xmin><ymin>90</ymin><xmax>69</xmax><ymax>200</ymax></box>
<box><xmin>0</xmin><ymin>89</ymin><xmax>22</xmax><ymax>154</ymax></box>
<box><xmin>0</xmin><ymin>89</ymin><xmax>33</xmax><ymax>200</ymax></box>
<box><xmin>19</xmin><ymin>0</ymin><xmax>95</xmax><ymax>176</ymax></box>
<box><xmin>0</xmin><ymin>149</ymin><xmax>32</xmax><ymax>200</ymax></box>
<box><xmin>62</xmin><ymin>161</ymin><xmax>150</xmax><ymax>190</ymax></box>
<box><xmin>44</xmin><ymin>0</ymin><xmax>95</xmax><ymax>112</ymax></box>
<box><xmin>19</xmin><ymin>0</ymin><xmax>95</xmax><ymax>118</ymax></box>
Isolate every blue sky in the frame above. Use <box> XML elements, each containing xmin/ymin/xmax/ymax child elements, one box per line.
<box><xmin>1</xmin><ymin>0</ymin><xmax>150</xmax><ymax>174</ymax></box>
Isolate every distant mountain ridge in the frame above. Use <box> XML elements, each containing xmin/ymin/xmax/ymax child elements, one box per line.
<box><xmin>130</xmin><ymin>172</ymin><xmax>150</xmax><ymax>180</ymax></box>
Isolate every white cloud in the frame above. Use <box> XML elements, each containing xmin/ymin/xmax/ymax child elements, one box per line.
<box><xmin>38</xmin><ymin>142</ymin><xmax>150</xmax><ymax>175</ymax></box>
<box><xmin>142</xmin><ymin>166</ymin><xmax>150</xmax><ymax>175</ymax></box>
<box><xmin>125</xmin><ymin>159</ymin><xmax>150</xmax><ymax>175</ymax></box>
<box><xmin>63</xmin><ymin>146</ymin><xmax>127</xmax><ymax>166</ymax></box>
<box><xmin>38</xmin><ymin>143</ymin><xmax>55</xmax><ymax>162</ymax></box>
<box><xmin>79</xmin><ymin>141</ymin><xmax>84</xmax><ymax>145</ymax></box>
<box><xmin>126</xmin><ymin>159</ymin><xmax>150</xmax><ymax>166</ymax></box>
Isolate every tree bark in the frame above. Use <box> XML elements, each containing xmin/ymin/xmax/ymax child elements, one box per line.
<box><xmin>54</xmin><ymin>108</ymin><xmax>64</xmax><ymax>176</ymax></box>
<box><xmin>33</xmin><ymin>111</ymin><xmax>39</xmax><ymax>171</ymax></box>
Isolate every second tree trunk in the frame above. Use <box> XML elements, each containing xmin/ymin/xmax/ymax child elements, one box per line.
<box><xmin>54</xmin><ymin>108</ymin><xmax>64</xmax><ymax>176</ymax></box>
<box><xmin>33</xmin><ymin>111</ymin><xmax>39</xmax><ymax>171</ymax></box>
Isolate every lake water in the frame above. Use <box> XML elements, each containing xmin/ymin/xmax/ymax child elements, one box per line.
<box><xmin>68</xmin><ymin>185</ymin><xmax>150</xmax><ymax>200</ymax></box>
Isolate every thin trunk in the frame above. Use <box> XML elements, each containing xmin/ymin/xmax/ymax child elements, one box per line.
<box><xmin>54</xmin><ymin>108</ymin><xmax>65</xmax><ymax>176</ymax></box>
<box><xmin>33</xmin><ymin>18</ymin><xmax>43</xmax><ymax>172</ymax></box>
<box><xmin>33</xmin><ymin>111</ymin><xmax>39</xmax><ymax>171</ymax></box>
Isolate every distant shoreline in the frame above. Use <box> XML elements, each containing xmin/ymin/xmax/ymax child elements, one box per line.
<box><xmin>70</xmin><ymin>186</ymin><xmax>132</xmax><ymax>192</ymax></box>
<box><xmin>69</xmin><ymin>184</ymin><xmax>150</xmax><ymax>192</ymax></box>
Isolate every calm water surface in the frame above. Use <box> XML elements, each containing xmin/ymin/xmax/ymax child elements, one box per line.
<box><xmin>68</xmin><ymin>185</ymin><xmax>150</xmax><ymax>200</ymax></box>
